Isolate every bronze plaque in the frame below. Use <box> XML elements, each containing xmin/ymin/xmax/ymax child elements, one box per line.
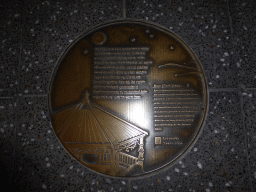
<box><xmin>48</xmin><ymin>20</ymin><xmax>208</xmax><ymax>177</ymax></box>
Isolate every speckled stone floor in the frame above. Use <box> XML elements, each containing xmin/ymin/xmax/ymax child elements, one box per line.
<box><xmin>0</xmin><ymin>0</ymin><xmax>255</xmax><ymax>191</ymax></box>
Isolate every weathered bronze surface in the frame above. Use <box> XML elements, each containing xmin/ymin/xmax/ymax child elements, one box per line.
<box><xmin>48</xmin><ymin>20</ymin><xmax>208</xmax><ymax>177</ymax></box>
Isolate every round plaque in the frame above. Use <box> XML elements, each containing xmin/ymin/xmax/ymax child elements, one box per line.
<box><xmin>48</xmin><ymin>20</ymin><xmax>208</xmax><ymax>177</ymax></box>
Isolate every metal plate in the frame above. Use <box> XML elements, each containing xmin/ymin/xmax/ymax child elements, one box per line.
<box><xmin>48</xmin><ymin>20</ymin><xmax>208</xmax><ymax>177</ymax></box>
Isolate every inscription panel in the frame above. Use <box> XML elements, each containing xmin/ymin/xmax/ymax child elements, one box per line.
<box><xmin>49</xmin><ymin>21</ymin><xmax>208</xmax><ymax>177</ymax></box>
<box><xmin>93</xmin><ymin>47</ymin><xmax>152</xmax><ymax>100</ymax></box>
<box><xmin>153</xmin><ymin>83</ymin><xmax>201</xmax><ymax>131</ymax></box>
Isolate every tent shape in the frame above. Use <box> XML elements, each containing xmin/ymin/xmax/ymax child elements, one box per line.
<box><xmin>51</xmin><ymin>91</ymin><xmax>148</xmax><ymax>150</ymax></box>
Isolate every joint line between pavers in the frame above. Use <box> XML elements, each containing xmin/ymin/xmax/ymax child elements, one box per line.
<box><xmin>209</xmin><ymin>88</ymin><xmax>237</xmax><ymax>92</ymax></box>
<box><xmin>21</xmin><ymin>94</ymin><xmax>48</xmax><ymax>97</ymax></box>
<box><xmin>123</xmin><ymin>0</ymin><xmax>126</xmax><ymax>19</ymax></box>
<box><xmin>128</xmin><ymin>178</ymin><xmax>131</xmax><ymax>192</ymax></box>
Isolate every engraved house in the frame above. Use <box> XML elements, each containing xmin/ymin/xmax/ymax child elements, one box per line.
<box><xmin>51</xmin><ymin>91</ymin><xmax>148</xmax><ymax>176</ymax></box>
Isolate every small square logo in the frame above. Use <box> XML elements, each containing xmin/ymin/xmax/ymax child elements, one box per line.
<box><xmin>155</xmin><ymin>137</ymin><xmax>162</xmax><ymax>145</ymax></box>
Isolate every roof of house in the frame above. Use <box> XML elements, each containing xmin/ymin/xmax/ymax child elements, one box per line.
<box><xmin>52</xmin><ymin>91</ymin><xmax>148</xmax><ymax>147</ymax></box>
